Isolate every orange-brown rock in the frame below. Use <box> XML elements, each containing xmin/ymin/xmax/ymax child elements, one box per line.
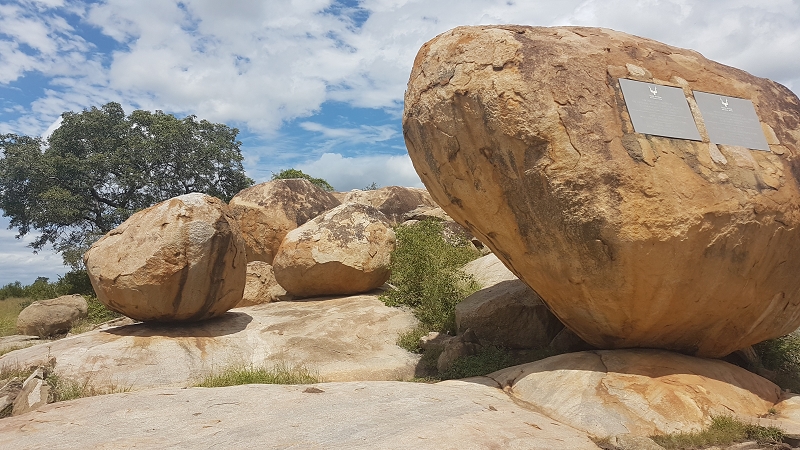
<box><xmin>273</xmin><ymin>203</ymin><xmax>394</xmax><ymax>297</ymax></box>
<box><xmin>235</xmin><ymin>261</ymin><xmax>291</xmax><ymax>307</ymax></box>
<box><xmin>403</xmin><ymin>25</ymin><xmax>800</xmax><ymax>357</ymax></box>
<box><xmin>84</xmin><ymin>193</ymin><xmax>246</xmax><ymax>322</ymax></box>
<box><xmin>337</xmin><ymin>186</ymin><xmax>436</xmax><ymax>225</ymax></box>
<box><xmin>488</xmin><ymin>349</ymin><xmax>783</xmax><ymax>438</ymax></box>
<box><xmin>229</xmin><ymin>179</ymin><xmax>340</xmax><ymax>263</ymax></box>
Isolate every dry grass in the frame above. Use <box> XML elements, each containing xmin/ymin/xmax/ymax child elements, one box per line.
<box><xmin>0</xmin><ymin>298</ymin><xmax>30</xmax><ymax>337</ymax></box>
<box><xmin>194</xmin><ymin>362</ymin><xmax>320</xmax><ymax>387</ymax></box>
<box><xmin>650</xmin><ymin>416</ymin><xmax>785</xmax><ymax>448</ymax></box>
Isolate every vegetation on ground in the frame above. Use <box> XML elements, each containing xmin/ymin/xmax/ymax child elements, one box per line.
<box><xmin>0</xmin><ymin>271</ymin><xmax>120</xmax><ymax>338</ymax></box>
<box><xmin>650</xmin><ymin>415</ymin><xmax>785</xmax><ymax>448</ymax></box>
<box><xmin>753</xmin><ymin>332</ymin><xmax>800</xmax><ymax>393</ymax></box>
<box><xmin>194</xmin><ymin>363</ymin><xmax>320</xmax><ymax>387</ymax></box>
<box><xmin>0</xmin><ymin>103</ymin><xmax>253</xmax><ymax>268</ymax></box>
<box><xmin>271</xmin><ymin>168</ymin><xmax>334</xmax><ymax>192</ymax></box>
<box><xmin>382</xmin><ymin>219</ymin><xmax>480</xmax><ymax>345</ymax></box>
<box><xmin>46</xmin><ymin>374</ymin><xmax>129</xmax><ymax>403</ymax></box>
<box><xmin>439</xmin><ymin>346</ymin><xmax>513</xmax><ymax>380</ymax></box>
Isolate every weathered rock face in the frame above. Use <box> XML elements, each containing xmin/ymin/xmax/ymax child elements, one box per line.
<box><xmin>229</xmin><ymin>179</ymin><xmax>340</xmax><ymax>263</ymax></box>
<box><xmin>0</xmin><ymin>294</ymin><xmax>419</xmax><ymax>390</ymax></box>
<box><xmin>84</xmin><ymin>193</ymin><xmax>246</xmax><ymax>322</ymax></box>
<box><xmin>235</xmin><ymin>261</ymin><xmax>291</xmax><ymax>307</ymax></box>
<box><xmin>487</xmin><ymin>349</ymin><xmax>782</xmax><ymax>438</ymax></box>
<box><xmin>338</xmin><ymin>186</ymin><xmax>436</xmax><ymax>225</ymax></box>
<box><xmin>0</xmin><ymin>382</ymin><xmax>601</xmax><ymax>449</ymax></box>
<box><xmin>403</xmin><ymin>25</ymin><xmax>800</xmax><ymax>357</ymax></box>
<box><xmin>16</xmin><ymin>295</ymin><xmax>88</xmax><ymax>337</ymax></box>
<box><xmin>456</xmin><ymin>280</ymin><xmax>564</xmax><ymax>349</ymax></box>
<box><xmin>273</xmin><ymin>203</ymin><xmax>395</xmax><ymax>297</ymax></box>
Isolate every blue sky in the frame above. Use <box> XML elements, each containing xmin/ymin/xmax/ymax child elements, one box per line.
<box><xmin>1</xmin><ymin>0</ymin><xmax>799</xmax><ymax>285</ymax></box>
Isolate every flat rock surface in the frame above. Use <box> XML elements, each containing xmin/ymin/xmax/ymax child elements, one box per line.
<box><xmin>488</xmin><ymin>349</ymin><xmax>782</xmax><ymax>438</ymax></box>
<box><xmin>0</xmin><ymin>380</ymin><xmax>601</xmax><ymax>449</ymax></box>
<box><xmin>0</xmin><ymin>294</ymin><xmax>420</xmax><ymax>390</ymax></box>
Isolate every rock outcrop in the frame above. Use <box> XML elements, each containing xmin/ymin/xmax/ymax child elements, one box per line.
<box><xmin>403</xmin><ymin>25</ymin><xmax>800</xmax><ymax>357</ymax></box>
<box><xmin>235</xmin><ymin>261</ymin><xmax>290</xmax><ymax>307</ymax></box>
<box><xmin>336</xmin><ymin>186</ymin><xmax>435</xmax><ymax>225</ymax></box>
<box><xmin>16</xmin><ymin>295</ymin><xmax>88</xmax><ymax>337</ymax></box>
<box><xmin>229</xmin><ymin>179</ymin><xmax>340</xmax><ymax>263</ymax></box>
<box><xmin>273</xmin><ymin>203</ymin><xmax>395</xmax><ymax>297</ymax></box>
<box><xmin>0</xmin><ymin>294</ymin><xmax>419</xmax><ymax>390</ymax></box>
<box><xmin>487</xmin><ymin>349</ymin><xmax>783</xmax><ymax>438</ymax></box>
<box><xmin>0</xmin><ymin>381</ymin><xmax>601</xmax><ymax>449</ymax></box>
<box><xmin>456</xmin><ymin>279</ymin><xmax>563</xmax><ymax>349</ymax></box>
<box><xmin>84</xmin><ymin>193</ymin><xmax>246</xmax><ymax>322</ymax></box>
<box><xmin>11</xmin><ymin>367</ymin><xmax>49</xmax><ymax>416</ymax></box>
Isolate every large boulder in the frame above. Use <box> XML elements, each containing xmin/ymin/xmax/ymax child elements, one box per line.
<box><xmin>455</xmin><ymin>280</ymin><xmax>563</xmax><ymax>349</ymax></box>
<box><xmin>487</xmin><ymin>349</ymin><xmax>783</xmax><ymax>439</ymax></box>
<box><xmin>229</xmin><ymin>179</ymin><xmax>340</xmax><ymax>263</ymax></box>
<box><xmin>16</xmin><ymin>295</ymin><xmax>88</xmax><ymax>337</ymax></box>
<box><xmin>235</xmin><ymin>261</ymin><xmax>291</xmax><ymax>307</ymax></box>
<box><xmin>337</xmin><ymin>186</ymin><xmax>436</xmax><ymax>225</ymax></box>
<box><xmin>403</xmin><ymin>25</ymin><xmax>800</xmax><ymax>357</ymax></box>
<box><xmin>84</xmin><ymin>193</ymin><xmax>246</xmax><ymax>322</ymax></box>
<box><xmin>273</xmin><ymin>203</ymin><xmax>395</xmax><ymax>297</ymax></box>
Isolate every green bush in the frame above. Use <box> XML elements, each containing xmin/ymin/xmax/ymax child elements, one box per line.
<box><xmin>651</xmin><ymin>415</ymin><xmax>784</xmax><ymax>448</ymax></box>
<box><xmin>754</xmin><ymin>333</ymin><xmax>800</xmax><ymax>393</ymax></box>
<box><xmin>440</xmin><ymin>346</ymin><xmax>513</xmax><ymax>380</ymax></box>
<box><xmin>381</xmin><ymin>219</ymin><xmax>480</xmax><ymax>334</ymax></box>
<box><xmin>0</xmin><ymin>270</ymin><xmax>95</xmax><ymax>301</ymax></box>
<box><xmin>271</xmin><ymin>168</ymin><xmax>334</xmax><ymax>192</ymax></box>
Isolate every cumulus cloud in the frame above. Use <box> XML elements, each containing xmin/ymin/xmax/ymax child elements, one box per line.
<box><xmin>297</xmin><ymin>152</ymin><xmax>423</xmax><ymax>191</ymax></box>
<box><xmin>0</xmin><ymin>216</ymin><xmax>69</xmax><ymax>286</ymax></box>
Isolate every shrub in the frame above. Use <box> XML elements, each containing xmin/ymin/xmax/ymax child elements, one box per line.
<box><xmin>754</xmin><ymin>333</ymin><xmax>800</xmax><ymax>393</ymax></box>
<box><xmin>439</xmin><ymin>346</ymin><xmax>513</xmax><ymax>380</ymax></box>
<box><xmin>651</xmin><ymin>415</ymin><xmax>784</xmax><ymax>448</ymax></box>
<box><xmin>271</xmin><ymin>168</ymin><xmax>334</xmax><ymax>192</ymax></box>
<box><xmin>194</xmin><ymin>363</ymin><xmax>320</xmax><ymax>387</ymax></box>
<box><xmin>381</xmin><ymin>219</ymin><xmax>480</xmax><ymax>334</ymax></box>
<box><xmin>47</xmin><ymin>374</ymin><xmax>129</xmax><ymax>403</ymax></box>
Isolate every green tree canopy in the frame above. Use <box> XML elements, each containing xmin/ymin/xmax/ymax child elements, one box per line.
<box><xmin>0</xmin><ymin>102</ymin><xmax>253</xmax><ymax>268</ymax></box>
<box><xmin>271</xmin><ymin>168</ymin><xmax>334</xmax><ymax>192</ymax></box>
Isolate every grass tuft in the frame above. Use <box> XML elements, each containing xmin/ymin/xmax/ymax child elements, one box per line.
<box><xmin>194</xmin><ymin>363</ymin><xmax>320</xmax><ymax>388</ymax></box>
<box><xmin>650</xmin><ymin>415</ymin><xmax>784</xmax><ymax>448</ymax></box>
<box><xmin>439</xmin><ymin>346</ymin><xmax>514</xmax><ymax>380</ymax></box>
<box><xmin>47</xmin><ymin>374</ymin><xmax>130</xmax><ymax>403</ymax></box>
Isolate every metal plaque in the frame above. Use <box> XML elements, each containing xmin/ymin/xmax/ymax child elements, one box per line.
<box><xmin>692</xmin><ymin>91</ymin><xmax>770</xmax><ymax>151</ymax></box>
<box><xmin>619</xmin><ymin>78</ymin><xmax>702</xmax><ymax>141</ymax></box>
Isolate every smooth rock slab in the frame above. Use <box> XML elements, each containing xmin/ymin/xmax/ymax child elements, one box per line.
<box><xmin>0</xmin><ymin>295</ymin><xmax>419</xmax><ymax>390</ymax></box>
<box><xmin>488</xmin><ymin>349</ymin><xmax>782</xmax><ymax>439</ymax></box>
<box><xmin>0</xmin><ymin>381</ymin><xmax>601</xmax><ymax>449</ymax></box>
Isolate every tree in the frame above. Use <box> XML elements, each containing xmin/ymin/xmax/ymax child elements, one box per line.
<box><xmin>271</xmin><ymin>168</ymin><xmax>334</xmax><ymax>192</ymax></box>
<box><xmin>0</xmin><ymin>102</ymin><xmax>254</xmax><ymax>268</ymax></box>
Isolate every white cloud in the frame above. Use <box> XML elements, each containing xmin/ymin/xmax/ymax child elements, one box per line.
<box><xmin>297</xmin><ymin>152</ymin><xmax>423</xmax><ymax>191</ymax></box>
<box><xmin>0</xmin><ymin>216</ymin><xmax>69</xmax><ymax>286</ymax></box>
<box><xmin>299</xmin><ymin>122</ymin><xmax>398</xmax><ymax>143</ymax></box>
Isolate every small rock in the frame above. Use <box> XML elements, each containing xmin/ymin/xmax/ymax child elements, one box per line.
<box><xmin>12</xmin><ymin>367</ymin><xmax>49</xmax><ymax>416</ymax></box>
<box><xmin>16</xmin><ymin>295</ymin><xmax>88</xmax><ymax>337</ymax></box>
<box><xmin>419</xmin><ymin>332</ymin><xmax>455</xmax><ymax>352</ymax></box>
<box><xmin>437</xmin><ymin>329</ymin><xmax>482</xmax><ymax>374</ymax></box>
<box><xmin>0</xmin><ymin>378</ymin><xmax>23</xmax><ymax>416</ymax></box>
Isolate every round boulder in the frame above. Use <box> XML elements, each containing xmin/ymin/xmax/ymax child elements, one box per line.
<box><xmin>403</xmin><ymin>25</ymin><xmax>800</xmax><ymax>357</ymax></box>
<box><xmin>84</xmin><ymin>193</ymin><xmax>247</xmax><ymax>322</ymax></box>
<box><xmin>273</xmin><ymin>203</ymin><xmax>395</xmax><ymax>297</ymax></box>
<box><xmin>337</xmin><ymin>186</ymin><xmax>436</xmax><ymax>225</ymax></box>
<box><xmin>229</xmin><ymin>179</ymin><xmax>340</xmax><ymax>264</ymax></box>
<box><xmin>16</xmin><ymin>295</ymin><xmax>88</xmax><ymax>337</ymax></box>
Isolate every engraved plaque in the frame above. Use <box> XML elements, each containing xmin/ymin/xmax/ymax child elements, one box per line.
<box><xmin>692</xmin><ymin>91</ymin><xmax>770</xmax><ymax>151</ymax></box>
<box><xmin>619</xmin><ymin>78</ymin><xmax>702</xmax><ymax>141</ymax></box>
